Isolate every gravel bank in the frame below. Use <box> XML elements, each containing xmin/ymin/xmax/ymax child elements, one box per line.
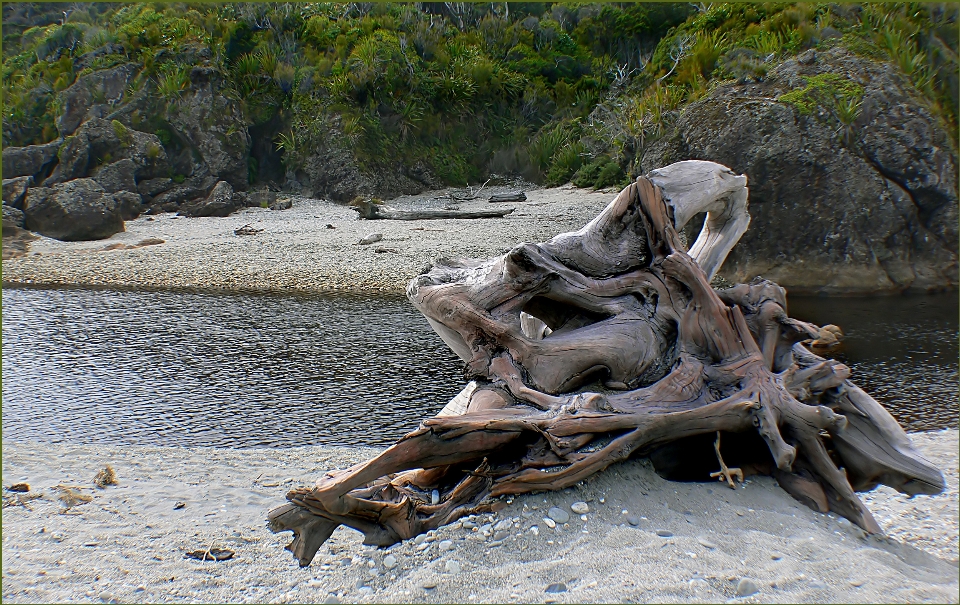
<box><xmin>1</xmin><ymin>186</ymin><xmax>614</xmax><ymax>294</ymax></box>
<box><xmin>2</xmin><ymin>431</ymin><xmax>957</xmax><ymax>604</ymax></box>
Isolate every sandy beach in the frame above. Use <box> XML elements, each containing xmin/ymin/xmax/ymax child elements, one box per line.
<box><xmin>1</xmin><ymin>431</ymin><xmax>957</xmax><ymax>604</ymax></box>
<box><xmin>3</xmin><ymin>186</ymin><xmax>958</xmax><ymax>603</ymax></box>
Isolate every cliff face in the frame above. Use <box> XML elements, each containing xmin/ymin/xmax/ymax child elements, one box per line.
<box><xmin>643</xmin><ymin>48</ymin><xmax>958</xmax><ymax>294</ymax></box>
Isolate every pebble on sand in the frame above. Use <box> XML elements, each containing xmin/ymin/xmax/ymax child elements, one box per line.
<box><xmin>736</xmin><ymin>578</ymin><xmax>760</xmax><ymax>597</ymax></box>
<box><xmin>358</xmin><ymin>233</ymin><xmax>383</xmax><ymax>245</ymax></box>
<box><xmin>547</xmin><ymin>507</ymin><xmax>569</xmax><ymax>524</ymax></box>
<box><xmin>545</xmin><ymin>582</ymin><xmax>567</xmax><ymax>593</ymax></box>
<box><xmin>570</xmin><ymin>501</ymin><xmax>590</xmax><ymax>515</ymax></box>
<box><xmin>382</xmin><ymin>555</ymin><xmax>397</xmax><ymax>570</ymax></box>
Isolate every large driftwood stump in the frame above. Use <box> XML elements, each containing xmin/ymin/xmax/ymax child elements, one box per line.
<box><xmin>270</xmin><ymin>161</ymin><xmax>945</xmax><ymax>567</ymax></box>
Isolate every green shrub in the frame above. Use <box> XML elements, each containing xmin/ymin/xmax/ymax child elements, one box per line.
<box><xmin>35</xmin><ymin>24</ymin><xmax>83</xmax><ymax>61</ymax></box>
<box><xmin>778</xmin><ymin>73</ymin><xmax>864</xmax><ymax>116</ymax></box>
<box><xmin>111</xmin><ymin>119</ymin><xmax>131</xmax><ymax>140</ymax></box>
<box><xmin>155</xmin><ymin>64</ymin><xmax>190</xmax><ymax>102</ymax></box>
<box><xmin>572</xmin><ymin>156</ymin><xmax>624</xmax><ymax>189</ymax></box>
<box><xmin>154</xmin><ymin>127</ymin><xmax>173</xmax><ymax>146</ymax></box>
<box><xmin>545</xmin><ymin>141</ymin><xmax>585</xmax><ymax>185</ymax></box>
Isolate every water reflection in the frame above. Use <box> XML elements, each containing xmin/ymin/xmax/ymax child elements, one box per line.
<box><xmin>2</xmin><ymin>287</ymin><xmax>956</xmax><ymax>449</ymax></box>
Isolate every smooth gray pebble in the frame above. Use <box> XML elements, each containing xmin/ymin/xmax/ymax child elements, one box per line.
<box><xmin>547</xmin><ymin>507</ymin><xmax>570</xmax><ymax>524</ymax></box>
<box><xmin>736</xmin><ymin>578</ymin><xmax>760</xmax><ymax>597</ymax></box>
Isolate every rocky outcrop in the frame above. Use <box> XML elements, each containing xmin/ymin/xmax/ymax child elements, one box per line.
<box><xmin>300</xmin><ymin>140</ymin><xmax>375</xmax><ymax>203</ymax></box>
<box><xmin>1</xmin><ymin>205</ymin><xmax>37</xmax><ymax>259</ymax></box>
<box><xmin>178</xmin><ymin>181</ymin><xmax>241</xmax><ymax>217</ymax></box>
<box><xmin>22</xmin><ymin>178</ymin><xmax>126</xmax><ymax>241</ymax></box>
<box><xmin>299</xmin><ymin>130</ymin><xmax>436</xmax><ymax>202</ymax></box>
<box><xmin>642</xmin><ymin>47</ymin><xmax>958</xmax><ymax>294</ymax></box>
<box><xmin>56</xmin><ymin>63</ymin><xmax>140</xmax><ymax>136</ymax></box>
<box><xmin>113</xmin><ymin>190</ymin><xmax>145</xmax><ymax>221</ymax></box>
<box><xmin>91</xmin><ymin>158</ymin><xmax>138</xmax><ymax>194</ymax></box>
<box><xmin>2</xmin><ymin>176</ymin><xmax>33</xmax><ymax>209</ymax></box>
<box><xmin>44</xmin><ymin>118</ymin><xmax>169</xmax><ymax>185</ymax></box>
<box><xmin>137</xmin><ymin>177</ymin><xmax>174</xmax><ymax>199</ymax></box>
<box><xmin>2</xmin><ymin>139</ymin><xmax>62</xmax><ymax>181</ymax></box>
<box><xmin>165</xmin><ymin>67</ymin><xmax>250</xmax><ymax>191</ymax></box>
<box><xmin>147</xmin><ymin>185</ymin><xmax>202</xmax><ymax>211</ymax></box>
<box><xmin>3</xmin><ymin>205</ymin><xmax>25</xmax><ymax>230</ymax></box>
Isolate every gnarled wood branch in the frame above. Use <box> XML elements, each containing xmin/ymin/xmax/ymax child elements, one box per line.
<box><xmin>270</xmin><ymin>161</ymin><xmax>945</xmax><ymax>567</ymax></box>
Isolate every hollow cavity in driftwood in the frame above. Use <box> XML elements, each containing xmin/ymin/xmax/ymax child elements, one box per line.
<box><xmin>270</xmin><ymin>161</ymin><xmax>945</xmax><ymax>567</ymax></box>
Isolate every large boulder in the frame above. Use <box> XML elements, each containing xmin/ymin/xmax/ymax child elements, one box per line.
<box><xmin>91</xmin><ymin>158</ymin><xmax>138</xmax><ymax>194</ymax></box>
<box><xmin>56</xmin><ymin>63</ymin><xmax>139</xmax><ymax>136</ymax></box>
<box><xmin>113</xmin><ymin>190</ymin><xmax>145</xmax><ymax>221</ymax></box>
<box><xmin>146</xmin><ymin>185</ymin><xmax>202</xmax><ymax>213</ymax></box>
<box><xmin>22</xmin><ymin>178</ymin><xmax>126</xmax><ymax>241</ymax></box>
<box><xmin>2</xmin><ymin>176</ymin><xmax>33</xmax><ymax>209</ymax></box>
<box><xmin>178</xmin><ymin>180</ymin><xmax>241</xmax><ymax>217</ymax></box>
<box><xmin>165</xmin><ymin>67</ymin><xmax>250</xmax><ymax>191</ymax></box>
<box><xmin>44</xmin><ymin>118</ymin><xmax>169</xmax><ymax>185</ymax></box>
<box><xmin>642</xmin><ymin>47</ymin><xmax>958</xmax><ymax>294</ymax></box>
<box><xmin>3</xmin><ymin>205</ymin><xmax>26</xmax><ymax>231</ymax></box>
<box><xmin>137</xmin><ymin>177</ymin><xmax>174</xmax><ymax>199</ymax></box>
<box><xmin>2</xmin><ymin>139</ymin><xmax>62</xmax><ymax>180</ymax></box>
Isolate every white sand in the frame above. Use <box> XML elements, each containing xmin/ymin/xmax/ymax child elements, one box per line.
<box><xmin>3</xmin><ymin>187</ymin><xmax>958</xmax><ymax>603</ymax></box>
<box><xmin>1</xmin><ymin>431</ymin><xmax>957</xmax><ymax>604</ymax></box>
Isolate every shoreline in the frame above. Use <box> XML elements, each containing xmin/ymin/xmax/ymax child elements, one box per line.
<box><xmin>2</xmin><ymin>430</ymin><xmax>957</xmax><ymax>604</ymax></box>
<box><xmin>4</xmin><ymin>184</ymin><xmax>954</xmax><ymax>297</ymax></box>
<box><xmin>1</xmin><ymin>186</ymin><xmax>616</xmax><ymax>296</ymax></box>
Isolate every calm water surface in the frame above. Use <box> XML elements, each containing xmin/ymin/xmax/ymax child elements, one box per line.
<box><xmin>788</xmin><ymin>293</ymin><xmax>958</xmax><ymax>432</ymax></box>
<box><xmin>2</xmin><ymin>287</ymin><xmax>463</xmax><ymax>448</ymax></box>
<box><xmin>2</xmin><ymin>287</ymin><xmax>956</xmax><ymax>448</ymax></box>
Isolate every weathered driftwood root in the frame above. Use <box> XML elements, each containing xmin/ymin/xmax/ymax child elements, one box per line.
<box><xmin>270</xmin><ymin>162</ymin><xmax>945</xmax><ymax>567</ymax></box>
<box><xmin>351</xmin><ymin>199</ymin><xmax>514</xmax><ymax>220</ymax></box>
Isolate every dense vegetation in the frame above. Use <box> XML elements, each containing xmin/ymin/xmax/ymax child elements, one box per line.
<box><xmin>3</xmin><ymin>2</ymin><xmax>957</xmax><ymax>190</ymax></box>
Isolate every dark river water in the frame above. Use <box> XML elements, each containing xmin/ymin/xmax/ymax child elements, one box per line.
<box><xmin>2</xmin><ymin>286</ymin><xmax>956</xmax><ymax>448</ymax></box>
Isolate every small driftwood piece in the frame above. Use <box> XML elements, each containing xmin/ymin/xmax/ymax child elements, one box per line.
<box><xmin>234</xmin><ymin>224</ymin><xmax>264</xmax><ymax>236</ymax></box>
<box><xmin>488</xmin><ymin>191</ymin><xmax>527</xmax><ymax>203</ymax></box>
<box><xmin>270</xmin><ymin>161</ymin><xmax>945</xmax><ymax>567</ymax></box>
<box><xmin>351</xmin><ymin>199</ymin><xmax>513</xmax><ymax>221</ymax></box>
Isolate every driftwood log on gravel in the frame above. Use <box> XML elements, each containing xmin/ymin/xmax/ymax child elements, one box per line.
<box><xmin>488</xmin><ymin>191</ymin><xmax>527</xmax><ymax>203</ymax></box>
<box><xmin>351</xmin><ymin>199</ymin><xmax>514</xmax><ymax>220</ymax></box>
<box><xmin>270</xmin><ymin>161</ymin><xmax>945</xmax><ymax>567</ymax></box>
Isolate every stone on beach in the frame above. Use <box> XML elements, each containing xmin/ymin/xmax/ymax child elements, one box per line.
<box><xmin>547</xmin><ymin>507</ymin><xmax>569</xmax><ymax>524</ymax></box>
